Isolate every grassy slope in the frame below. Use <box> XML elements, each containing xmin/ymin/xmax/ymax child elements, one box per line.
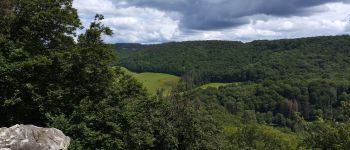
<box><xmin>122</xmin><ymin>67</ymin><xmax>233</xmax><ymax>94</ymax></box>
<box><xmin>121</xmin><ymin>67</ymin><xmax>181</xmax><ymax>94</ymax></box>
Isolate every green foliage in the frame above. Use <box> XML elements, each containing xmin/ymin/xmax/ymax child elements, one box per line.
<box><xmin>227</xmin><ymin>124</ymin><xmax>301</xmax><ymax>150</ymax></box>
<box><xmin>0</xmin><ymin>0</ymin><xmax>81</xmax><ymax>126</ymax></box>
<box><xmin>303</xmin><ymin>120</ymin><xmax>350</xmax><ymax>149</ymax></box>
<box><xmin>189</xmin><ymin>79</ymin><xmax>350</xmax><ymax>128</ymax></box>
<box><xmin>2</xmin><ymin>0</ymin><xmax>81</xmax><ymax>51</ymax></box>
<box><xmin>160</xmin><ymin>84</ymin><xmax>224</xmax><ymax>150</ymax></box>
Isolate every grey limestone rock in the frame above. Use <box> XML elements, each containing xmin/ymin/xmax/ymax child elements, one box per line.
<box><xmin>0</xmin><ymin>124</ymin><xmax>70</xmax><ymax>150</ymax></box>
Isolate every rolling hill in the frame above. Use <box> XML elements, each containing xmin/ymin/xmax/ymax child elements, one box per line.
<box><xmin>115</xmin><ymin>35</ymin><xmax>350</xmax><ymax>85</ymax></box>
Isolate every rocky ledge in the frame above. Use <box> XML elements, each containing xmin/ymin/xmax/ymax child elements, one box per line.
<box><xmin>0</xmin><ymin>124</ymin><xmax>70</xmax><ymax>150</ymax></box>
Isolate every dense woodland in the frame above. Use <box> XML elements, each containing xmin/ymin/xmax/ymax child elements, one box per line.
<box><xmin>1</xmin><ymin>0</ymin><xmax>350</xmax><ymax>149</ymax></box>
<box><xmin>116</xmin><ymin>36</ymin><xmax>350</xmax><ymax>84</ymax></box>
<box><xmin>116</xmin><ymin>36</ymin><xmax>350</xmax><ymax>125</ymax></box>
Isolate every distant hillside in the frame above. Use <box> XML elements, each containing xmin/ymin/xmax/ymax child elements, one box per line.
<box><xmin>115</xmin><ymin>35</ymin><xmax>350</xmax><ymax>84</ymax></box>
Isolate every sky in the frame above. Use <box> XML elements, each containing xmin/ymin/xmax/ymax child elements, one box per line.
<box><xmin>73</xmin><ymin>0</ymin><xmax>350</xmax><ymax>44</ymax></box>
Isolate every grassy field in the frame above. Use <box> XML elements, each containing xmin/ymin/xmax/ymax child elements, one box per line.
<box><xmin>121</xmin><ymin>67</ymin><xmax>181</xmax><ymax>94</ymax></box>
<box><xmin>122</xmin><ymin>67</ymin><xmax>234</xmax><ymax>94</ymax></box>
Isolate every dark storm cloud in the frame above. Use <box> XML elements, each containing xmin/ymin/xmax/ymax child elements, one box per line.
<box><xmin>119</xmin><ymin>0</ymin><xmax>350</xmax><ymax>30</ymax></box>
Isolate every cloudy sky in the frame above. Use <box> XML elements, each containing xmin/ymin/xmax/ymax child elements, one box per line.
<box><xmin>73</xmin><ymin>0</ymin><xmax>350</xmax><ymax>44</ymax></box>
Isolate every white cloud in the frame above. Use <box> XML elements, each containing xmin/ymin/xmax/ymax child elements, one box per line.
<box><xmin>239</xmin><ymin>2</ymin><xmax>350</xmax><ymax>41</ymax></box>
<box><xmin>173</xmin><ymin>2</ymin><xmax>350</xmax><ymax>42</ymax></box>
<box><xmin>73</xmin><ymin>0</ymin><xmax>116</xmax><ymax>15</ymax></box>
<box><xmin>73</xmin><ymin>0</ymin><xmax>350</xmax><ymax>43</ymax></box>
<box><xmin>73</xmin><ymin>0</ymin><xmax>180</xmax><ymax>43</ymax></box>
<box><xmin>101</xmin><ymin>7</ymin><xmax>180</xmax><ymax>43</ymax></box>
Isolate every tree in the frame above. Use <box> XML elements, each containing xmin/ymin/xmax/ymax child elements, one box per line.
<box><xmin>47</xmin><ymin>14</ymin><xmax>163</xmax><ymax>149</ymax></box>
<box><xmin>227</xmin><ymin>124</ymin><xmax>301</xmax><ymax>150</ymax></box>
<box><xmin>303</xmin><ymin>120</ymin><xmax>350</xmax><ymax>149</ymax></box>
<box><xmin>162</xmin><ymin>84</ymin><xmax>223</xmax><ymax>150</ymax></box>
<box><xmin>0</xmin><ymin>0</ymin><xmax>14</xmax><ymax>44</ymax></box>
<box><xmin>4</xmin><ymin>0</ymin><xmax>80</xmax><ymax>51</ymax></box>
<box><xmin>0</xmin><ymin>0</ymin><xmax>81</xmax><ymax>126</ymax></box>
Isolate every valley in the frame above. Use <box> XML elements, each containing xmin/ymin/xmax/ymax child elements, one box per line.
<box><xmin>121</xmin><ymin>67</ymin><xmax>230</xmax><ymax>94</ymax></box>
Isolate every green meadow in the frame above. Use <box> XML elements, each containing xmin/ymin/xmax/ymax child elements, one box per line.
<box><xmin>121</xmin><ymin>67</ymin><xmax>181</xmax><ymax>94</ymax></box>
<box><xmin>122</xmin><ymin>67</ymin><xmax>233</xmax><ymax>94</ymax></box>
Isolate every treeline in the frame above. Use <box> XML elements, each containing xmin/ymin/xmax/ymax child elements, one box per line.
<box><xmin>116</xmin><ymin>36</ymin><xmax>350</xmax><ymax>84</ymax></box>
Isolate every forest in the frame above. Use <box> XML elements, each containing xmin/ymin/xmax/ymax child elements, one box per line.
<box><xmin>1</xmin><ymin>0</ymin><xmax>350</xmax><ymax>149</ymax></box>
<box><xmin>116</xmin><ymin>36</ymin><xmax>350</xmax><ymax>84</ymax></box>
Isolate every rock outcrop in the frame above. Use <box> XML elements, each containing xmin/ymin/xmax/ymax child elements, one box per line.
<box><xmin>0</xmin><ymin>124</ymin><xmax>70</xmax><ymax>150</ymax></box>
